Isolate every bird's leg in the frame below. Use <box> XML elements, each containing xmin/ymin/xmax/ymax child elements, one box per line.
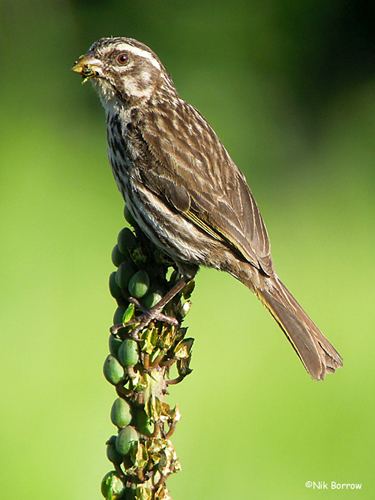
<box><xmin>111</xmin><ymin>278</ymin><xmax>189</xmax><ymax>337</ymax></box>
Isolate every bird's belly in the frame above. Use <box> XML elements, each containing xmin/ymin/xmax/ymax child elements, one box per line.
<box><xmin>107</xmin><ymin>133</ymin><xmax>223</xmax><ymax>268</ymax></box>
<box><xmin>124</xmin><ymin>180</ymin><xmax>215</xmax><ymax>266</ymax></box>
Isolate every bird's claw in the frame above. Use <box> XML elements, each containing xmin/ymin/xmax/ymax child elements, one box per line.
<box><xmin>110</xmin><ymin>299</ymin><xmax>179</xmax><ymax>340</ymax></box>
<box><xmin>130</xmin><ymin>308</ymin><xmax>179</xmax><ymax>337</ymax></box>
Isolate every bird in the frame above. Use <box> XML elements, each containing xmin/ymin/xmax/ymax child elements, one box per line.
<box><xmin>72</xmin><ymin>37</ymin><xmax>343</xmax><ymax>380</ymax></box>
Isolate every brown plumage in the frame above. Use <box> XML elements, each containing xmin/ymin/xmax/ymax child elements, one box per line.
<box><xmin>72</xmin><ymin>37</ymin><xmax>343</xmax><ymax>380</ymax></box>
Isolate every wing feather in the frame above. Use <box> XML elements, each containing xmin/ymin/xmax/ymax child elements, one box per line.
<box><xmin>137</xmin><ymin>102</ymin><xmax>273</xmax><ymax>275</ymax></box>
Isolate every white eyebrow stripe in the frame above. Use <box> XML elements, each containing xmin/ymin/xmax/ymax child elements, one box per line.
<box><xmin>115</xmin><ymin>43</ymin><xmax>161</xmax><ymax>70</ymax></box>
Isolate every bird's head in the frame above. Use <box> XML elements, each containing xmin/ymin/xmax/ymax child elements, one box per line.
<box><xmin>72</xmin><ymin>37</ymin><xmax>171</xmax><ymax>108</ymax></box>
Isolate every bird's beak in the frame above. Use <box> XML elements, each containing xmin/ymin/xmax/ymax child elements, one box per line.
<box><xmin>72</xmin><ymin>54</ymin><xmax>102</xmax><ymax>83</ymax></box>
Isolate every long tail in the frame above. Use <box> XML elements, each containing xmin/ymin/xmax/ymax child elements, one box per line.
<box><xmin>254</xmin><ymin>275</ymin><xmax>343</xmax><ymax>380</ymax></box>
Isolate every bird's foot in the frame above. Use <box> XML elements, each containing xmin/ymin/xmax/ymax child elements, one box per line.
<box><xmin>110</xmin><ymin>296</ymin><xmax>178</xmax><ymax>340</ymax></box>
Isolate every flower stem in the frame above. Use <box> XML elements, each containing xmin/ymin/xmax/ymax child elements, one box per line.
<box><xmin>102</xmin><ymin>209</ymin><xmax>194</xmax><ymax>500</ymax></box>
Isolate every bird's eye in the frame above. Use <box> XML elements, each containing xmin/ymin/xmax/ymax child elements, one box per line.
<box><xmin>116</xmin><ymin>52</ymin><xmax>128</xmax><ymax>65</ymax></box>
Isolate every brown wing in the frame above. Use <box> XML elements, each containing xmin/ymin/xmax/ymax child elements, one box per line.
<box><xmin>138</xmin><ymin>101</ymin><xmax>273</xmax><ymax>275</ymax></box>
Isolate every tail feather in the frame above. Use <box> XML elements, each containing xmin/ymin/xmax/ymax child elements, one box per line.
<box><xmin>256</xmin><ymin>276</ymin><xmax>343</xmax><ymax>380</ymax></box>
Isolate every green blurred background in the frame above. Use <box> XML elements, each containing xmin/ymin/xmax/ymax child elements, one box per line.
<box><xmin>1</xmin><ymin>1</ymin><xmax>374</xmax><ymax>498</ymax></box>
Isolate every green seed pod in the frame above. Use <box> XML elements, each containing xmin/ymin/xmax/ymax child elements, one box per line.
<box><xmin>106</xmin><ymin>436</ymin><xmax>123</xmax><ymax>465</ymax></box>
<box><xmin>128</xmin><ymin>270</ymin><xmax>150</xmax><ymax>298</ymax></box>
<box><xmin>124</xmin><ymin>488</ymin><xmax>136</xmax><ymax>500</ymax></box>
<box><xmin>113</xmin><ymin>306</ymin><xmax>127</xmax><ymax>326</ymax></box>
<box><xmin>109</xmin><ymin>335</ymin><xmax>122</xmax><ymax>357</ymax></box>
<box><xmin>135</xmin><ymin>409</ymin><xmax>155</xmax><ymax>436</ymax></box>
<box><xmin>103</xmin><ymin>355</ymin><xmax>124</xmax><ymax>385</ymax></box>
<box><xmin>169</xmin><ymin>269</ymin><xmax>179</xmax><ymax>284</ymax></box>
<box><xmin>180</xmin><ymin>300</ymin><xmax>191</xmax><ymax>317</ymax></box>
<box><xmin>115</xmin><ymin>425</ymin><xmax>139</xmax><ymax>456</ymax></box>
<box><xmin>116</xmin><ymin>261</ymin><xmax>136</xmax><ymax>291</ymax></box>
<box><xmin>122</xmin><ymin>303</ymin><xmax>135</xmax><ymax>324</ymax></box>
<box><xmin>142</xmin><ymin>290</ymin><xmax>163</xmax><ymax>309</ymax></box>
<box><xmin>117</xmin><ymin>228</ymin><xmax>137</xmax><ymax>255</ymax></box>
<box><xmin>109</xmin><ymin>272</ymin><xmax>123</xmax><ymax>302</ymax></box>
<box><xmin>124</xmin><ymin>204</ymin><xmax>136</xmax><ymax>226</ymax></box>
<box><xmin>129</xmin><ymin>247</ymin><xmax>147</xmax><ymax>266</ymax></box>
<box><xmin>182</xmin><ymin>279</ymin><xmax>195</xmax><ymax>299</ymax></box>
<box><xmin>118</xmin><ymin>339</ymin><xmax>139</xmax><ymax>367</ymax></box>
<box><xmin>111</xmin><ymin>244</ymin><xmax>127</xmax><ymax>267</ymax></box>
<box><xmin>101</xmin><ymin>470</ymin><xmax>124</xmax><ymax>499</ymax></box>
<box><xmin>111</xmin><ymin>398</ymin><xmax>132</xmax><ymax>428</ymax></box>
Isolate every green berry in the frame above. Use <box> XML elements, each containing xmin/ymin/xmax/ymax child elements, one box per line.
<box><xmin>111</xmin><ymin>245</ymin><xmax>126</xmax><ymax>267</ymax></box>
<box><xmin>103</xmin><ymin>355</ymin><xmax>124</xmax><ymax>385</ymax></box>
<box><xmin>106</xmin><ymin>436</ymin><xmax>123</xmax><ymax>465</ymax></box>
<box><xmin>124</xmin><ymin>488</ymin><xmax>136</xmax><ymax>500</ymax></box>
<box><xmin>109</xmin><ymin>272</ymin><xmax>123</xmax><ymax>302</ymax></box>
<box><xmin>113</xmin><ymin>306</ymin><xmax>127</xmax><ymax>326</ymax></box>
<box><xmin>117</xmin><ymin>228</ymin><xmax>137</xmax><ymax>255</ymax></box>
<box><xmin>109</xmin><ymin>335</ymin><xmax>122</xmax><ymax>357</ymax></box>
<box><xmin>182</xmin><ymin>279</ymin><xmax>195</xmax><ymax>299</ymax></box>
<box><xmin>128</xmin><ymin>270</ymin><xmax>150</xmax><ymax>298</ymax></box>
<box><xmin>135</xmin><ymin>409</ymin><xmax>155</xmax><ymax>436</ymax></box>
<box><xmin>124</xmin><ymin>205</ymin><xmax>136</xmax><ymax>226</ymax></box>
<box><xmin>122</xmin><ymin>303</ymin><xmax>135</xmax><ymax>323</ymax></box>
<box><xmin>101</xmin><ymin>470</ymin><xmax>124</xmax><ymax>499</ymax></box>
<box><xmin>111</xmin><ymin>398</ymin><xmax>132</xmax><ymax>428</ymax></box>
<box><xmin>116</xmin><ymin>262</ymin><xmax>136</xmax><ymax>291</ymax></box>
<box><xmin>118</xmin><ymin>339</ymin><xmax>139</xmax><ymax>367</ymax></box>
<box><xmin>180</xmin><ymin>300</ymin><xmax>191</xmax><ymax>317</ymax></box>
<box><xmin>142</xmin><ymin>290</ymin><xmax>163</xmax><ymax>309</ymax></box>
<box><xmin>115</xmin><ymin>426</ymin><xmax>139</xmax><ymax>456</ymax></box>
